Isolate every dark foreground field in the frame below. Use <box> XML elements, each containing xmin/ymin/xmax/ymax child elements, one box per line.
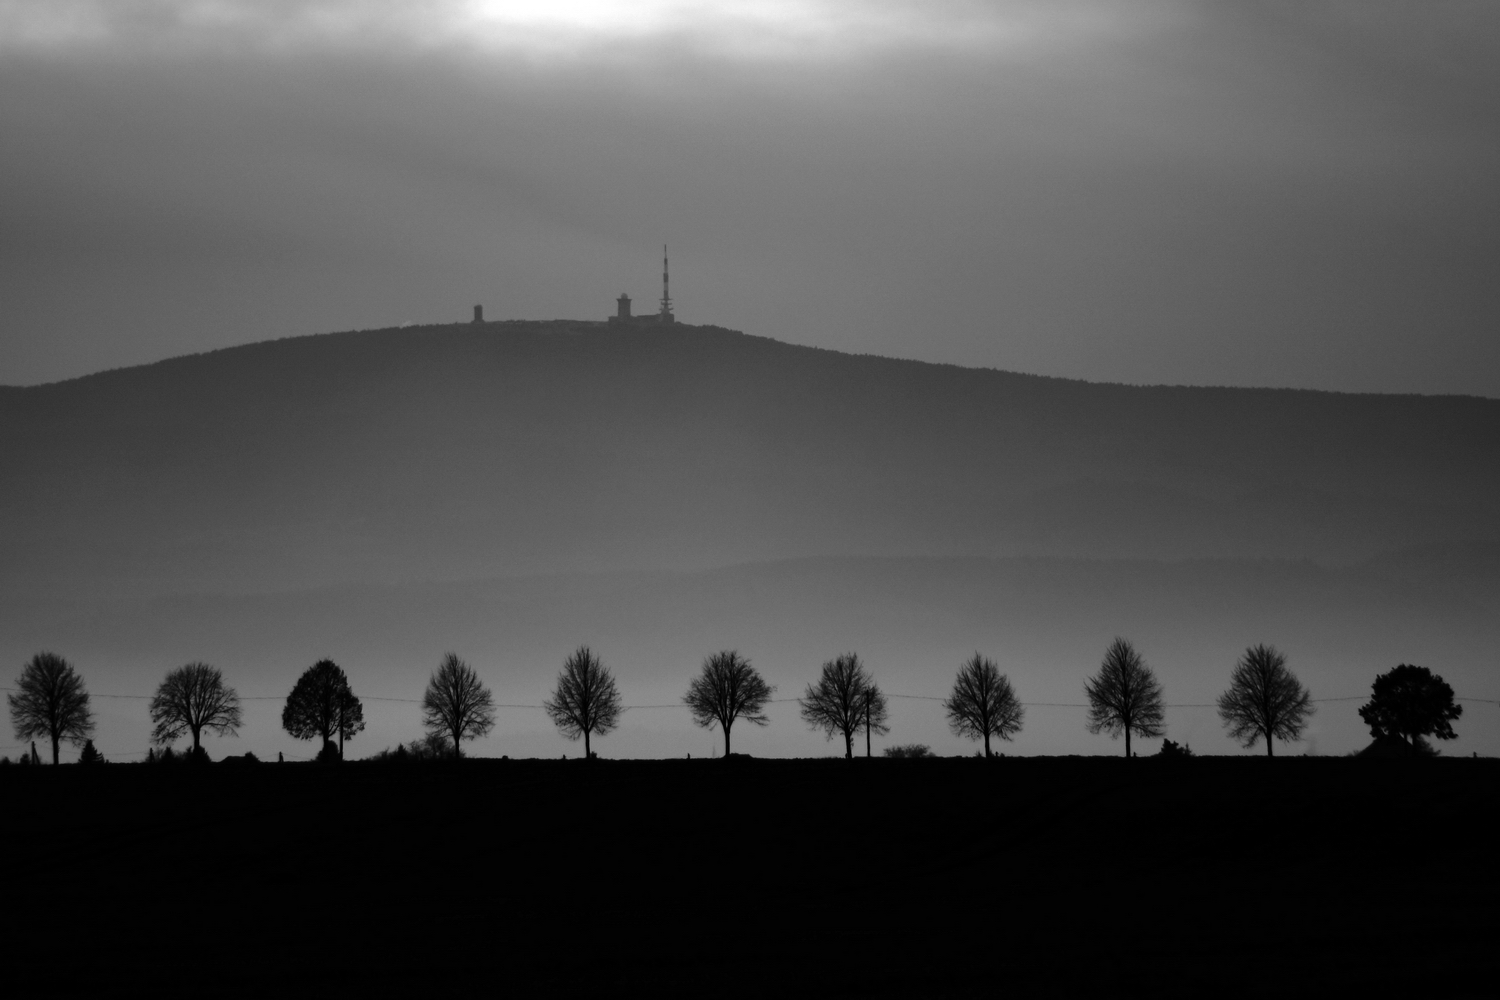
<box><xmin>2</xmin><ymin>757</ymin><xmax>1495</xmax><ymax>997</ymax></box>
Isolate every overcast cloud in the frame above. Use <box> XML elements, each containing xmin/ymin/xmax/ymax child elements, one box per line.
<box><xmin>3</xmin><ymin>0</ymin><xmax>1498</xmax><ymax>393</ymax></box>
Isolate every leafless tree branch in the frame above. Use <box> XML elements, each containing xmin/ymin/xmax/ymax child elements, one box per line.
<box><xmin>800</xmin><ymin>653</ymin><xmax>885</xmax><ymax>759</ymax></box>
<box><xmin>682</xmin><ymin>650</ymin><xmax>774</xmax><ymax>756</ymax></box>
<box><xmin>1084</xmin><ymin>638</ymin><xmax>1165</xmax><ymax>758</ymax></box>
<box><xmin>943</xmin><ymin>653</ymin><xmax>1024</xmax><ymax>757</ymax></box>
<box><xmin>148</xmin><ymin>662</ymin><xmax>243</xmax><ymax>756</ymax></box>
<box><xmin>8</xmin><ymin>651</ymin><xmax>94</xmax><ymax>765</ymax></box>
<box><xmin>421</xmin><ymin>653</ymin><xmax>496</xmax><ymax>759</ymax></box>
<box><xmin>543</xmin><ymin>646</ymin><xmax>622</xmax><ymax>758</ymax></box>
<box><xmin>1217</xmin><ymin>644</ymin><xmax>1313</xmax><ymax>756</ymax></box>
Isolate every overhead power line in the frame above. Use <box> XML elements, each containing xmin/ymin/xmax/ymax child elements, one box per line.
<box><xmin>1</xmin><ymin>688</ymin><xmax>1495</xmax><ymax>721</ymax></box>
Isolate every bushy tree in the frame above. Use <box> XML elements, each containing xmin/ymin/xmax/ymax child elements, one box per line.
<box><xmin>943</xmin><ymin>653</ymin><xmax>1024</xmax><ymax>758</ymax></box>
<box><xmin>371</xmin><ymin>733</ymin><xmax>453</xmax><ymax>762</ymax></box>
<box><xmin>149</xmin><ymin>663</ymin><xmax>242</xmax><ymax>757</ymax></box>
<box><xmin>1156</xmin><ymin>738</ymin><xmax>1194</xmax><ymax>758</ymax></box>
<box><xmin>1358</xmin><ymin>664</ymin><xmax>1462</xmax><ymax>753</ymax></box>
<box><xmin>78</xmin><ymin>739</ymin><xmax>104</xmax><ymax>765</ymax></box>
<box><xmin>683</xmin><ymin>650</ymin><xmax>774</xmax><ymax>756</ymax></box>
<box><xmin>282</xmin><ymin>659</ymin><xmax>365</xmax><ymax>760</ymax></box>
<box><xmin>800</xmin><ymin>653</ymin><xmax>885</xmax><ymax>759</ymax></box>
<box><xmin>1217</xmin><ymin>644</ymin><xmax>1313</xmax><ymax>757</ymax></box>
<box><xmin>1084</xmin><ymin>638</ymin><xmax>1165</xmax><ymax>758</ymax></box>
<box><xmin>883</xmin><ymin>744</ymin><xmax>933</xmax><ymax>759</ymax></box>
<box><xmin>8</xmin><ymin>652</ymin><xmax>94</xmax><ymax>765</ymax></box>
<box><xmin>544</xmin><ymin>646</ymin><xmax>622</xmax><ymax>759</ymax></box>
<box><xmin>421</xmin><ymin>653</ymin><xmax>495</xmax><ymax>760</ymax></box>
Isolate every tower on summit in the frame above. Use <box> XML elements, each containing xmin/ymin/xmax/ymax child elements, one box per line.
<box><xmin>607</xmin><ymin>246</ymin><xmax>677</xmax><ymax>324</ymax></box>
<box><xmin>659</xmin><ymin>245</ymin><xmax>674</xmax><ymax>324</ymax></box>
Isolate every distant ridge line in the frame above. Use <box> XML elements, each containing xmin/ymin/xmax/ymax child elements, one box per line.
<box><xmin>7</xmin><ymin>318</ymin><xmax>1498</xmax><ymax>399</ymax></box>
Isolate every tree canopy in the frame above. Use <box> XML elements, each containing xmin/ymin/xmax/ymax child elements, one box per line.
<box><xmin>1357</xmin><ymin>664</ymin><xmax>1462</xmax><ymax>753</ymax></box>
<box><xmin>421</xmin><ymin>653</ymin><xmax>496</xmax><ymax>759</ymax></box>
<box><xmin>149</xmin><ymin>662</ymin><xmax>242</xmax><ymax>757</ymax></box>
<box><xmin>682</xmin><ymin>651</ymin><xmax>774</xmax><ymax>756</ymax></box>
<box><xmin>943</xmin><ymin>653</ymin><xmax>1024</xmax><ymax>757</ymax></box>
<box><xmin>282</xmin><ymin>659</ymin><xmax>365</xmax><ymax>760</ymax></box>
<box><xmin>1084</xmin><ymin>638</ymin><xmax>1165</xmax><ymax>758</ymax></box>
<box><xmin>544</xmin><ymin>646</ymin><xmax>622</xmax><ymax>759</ymax></box>
<box><xmin>8</xmin><ymin>652</ymin><xmax>95</xmax><ymax>765</ymax></box>
<box><xmin>1217</xmin><ymin>644</ymin><xmax>1313</xmax><ymax>756</ymax></box>
<box><xmin>800</xmin><ymin>653</ymin><xmax>884</xmax><ymax>759</ymax></box>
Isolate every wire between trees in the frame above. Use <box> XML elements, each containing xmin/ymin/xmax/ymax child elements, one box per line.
<box><xmin>2</xmin><ymin>687</ymin><xmax>1497</xmax><ymax>707</ymax></box>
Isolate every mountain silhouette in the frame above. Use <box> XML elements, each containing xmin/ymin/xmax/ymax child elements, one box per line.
<box><xmin>3</xmin><ymin>319</ymin><xmax>1497</xmax><ymax>597</ymax></box>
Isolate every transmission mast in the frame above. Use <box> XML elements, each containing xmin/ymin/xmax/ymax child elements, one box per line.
<box><xmin>659</xmin><ymin>244</ymin><xmax>674</xmax><ymax>323</ymax></box>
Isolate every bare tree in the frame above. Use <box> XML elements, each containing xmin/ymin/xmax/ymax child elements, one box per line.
<box><xmin>282</xmin><ymin>659</ymin><xmax>366</xmax><ymax>760</ymax></box>
<box><xmin>8</xmin><ymin>652</ymin><xmax>94</xmax><ymax>765</ymax></box>
<box><xmin>421</xmin><ymin>653</ymin><xmax>496</xmax><ymax>760</ymax></box>
<box><xmin>1084</xmin><ymin>638</ymin><xmax>1165</xmax><ymax>758</ymax></box>
<box><xmin>800</xmin><ymin>653</ymin><xmax>882</xmax><ymax>759</ymax></box>
<box><xmin>1217</xmin><ymin>644</ymin><xmax>1313</xmax><ymax>757</ymax></box>
<box><xmin>683</xmin><ymin>650</ymin><xmax>774</xmax><ymax>756</ymax></box>
<box><xmin>149</xmin><ymin>662</ymin><xmax>243</xmax><ymax>758</ymax></box>
<box><xmin>544</xmin><ymin>646</ymin><xmax>622</xmax><ymax>758</ymax></box>
<box><xmin>943</xmin><ymin>653</ymin><xmax>1024</xmax><ymax>757</ymax></box>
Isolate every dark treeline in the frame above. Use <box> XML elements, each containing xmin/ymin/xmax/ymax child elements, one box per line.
<box><xmin>5</xmin><ymin>640</ymin><xmax>1468</xmax><ymax>763</ymax></box>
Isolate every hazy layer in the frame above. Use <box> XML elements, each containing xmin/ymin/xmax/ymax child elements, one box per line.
<box><xmin>5</xmin><ymin>552</ymin><xmax>1496</xmax><ymax>762</ymax></box>
<box><xmin>4</xmin><ymin>322</ymin><xmax>1497</xmax><ymax>599</ymax></box>
<box><xmin>2</xmin><ymin>323</ymin><xmax>1497</xmax><ymax>760</ymax></box>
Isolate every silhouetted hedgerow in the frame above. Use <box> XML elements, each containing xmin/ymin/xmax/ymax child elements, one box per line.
<box><xmin>1156</xmin><ymin>739</ymin><xmax>1194</xmax><ymax>758</ymax></box>
<box><xmin>368</xmin><ymin>734</ymin><xmax>453</xmax><ymax>762</ymax></box>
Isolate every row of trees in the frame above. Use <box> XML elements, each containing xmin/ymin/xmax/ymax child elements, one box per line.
<box><xmin>7</xmin><ymin>641</ymin><xmax>1467</xmax><ymax>762</ymax></box>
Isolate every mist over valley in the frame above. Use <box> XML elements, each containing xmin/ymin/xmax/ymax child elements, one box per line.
<box><xmin>4</xmin><ymin>321</ymin><xmax>1496</xmax><ymax>760</ymax></box>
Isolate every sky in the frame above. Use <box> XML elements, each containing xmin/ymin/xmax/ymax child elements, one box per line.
<box><xmin>3</xmin><ymin>0</ymin><xmax>1499</xmax><ymax>394</ymax></box>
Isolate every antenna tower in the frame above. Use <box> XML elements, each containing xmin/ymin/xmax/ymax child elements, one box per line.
<box><xmin>660</xmin><ymin>244</ymin><xmax>673</xmax><ymax>322</ymax></box>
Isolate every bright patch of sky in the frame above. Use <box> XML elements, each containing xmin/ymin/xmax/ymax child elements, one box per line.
<box><xmin>0</xmin><ymin>0</ymin><xmax>1132</xmax><ymax>60</ymax></box>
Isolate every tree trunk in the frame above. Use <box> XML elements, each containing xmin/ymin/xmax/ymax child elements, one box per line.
<box><xmin>339</xmin><ymin>729</ymin><xmax>344</xmax><ymax>760</ymax></box>
<box><xmin>844</xmin><ymin>731</ymin><xmax>853</xmax><ymax>759</ymax></box>
<box><xmin>723</xmin><ymin>720</ymin><xmax>731</xmax><ymax>757</ymax></box>
<box><xmin>51</xmin><ymin>734</ymin><xmax>60</xmax><ymax>765</ymax></box>
<box><xmin>192</xmin><ymin>725</ymin><xmax>202</xmax><ymax>755</ymax></box>
<box><xmin>585</xmin><ymin>728</ymin><xmax>592</xmax><ymax>759</ymax></box>
<box><xmin>984</xmin><ymin>732</ymin><xmax>991</xmax><ymax>758</ymax></box>
<box><xmin>1267</xmin><ymin>734</ymin><xmax>1274</xmax><ymax>758</ymax></box>
<box><xmin>1125</xmin><ymin>725</ymin><xmax>1132</xmax><ymax>759</ymax></box>
<box><xmin>865</xmin><ymin>721</ymin><xmax>871</xmax><ymax>758</ymax></box>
